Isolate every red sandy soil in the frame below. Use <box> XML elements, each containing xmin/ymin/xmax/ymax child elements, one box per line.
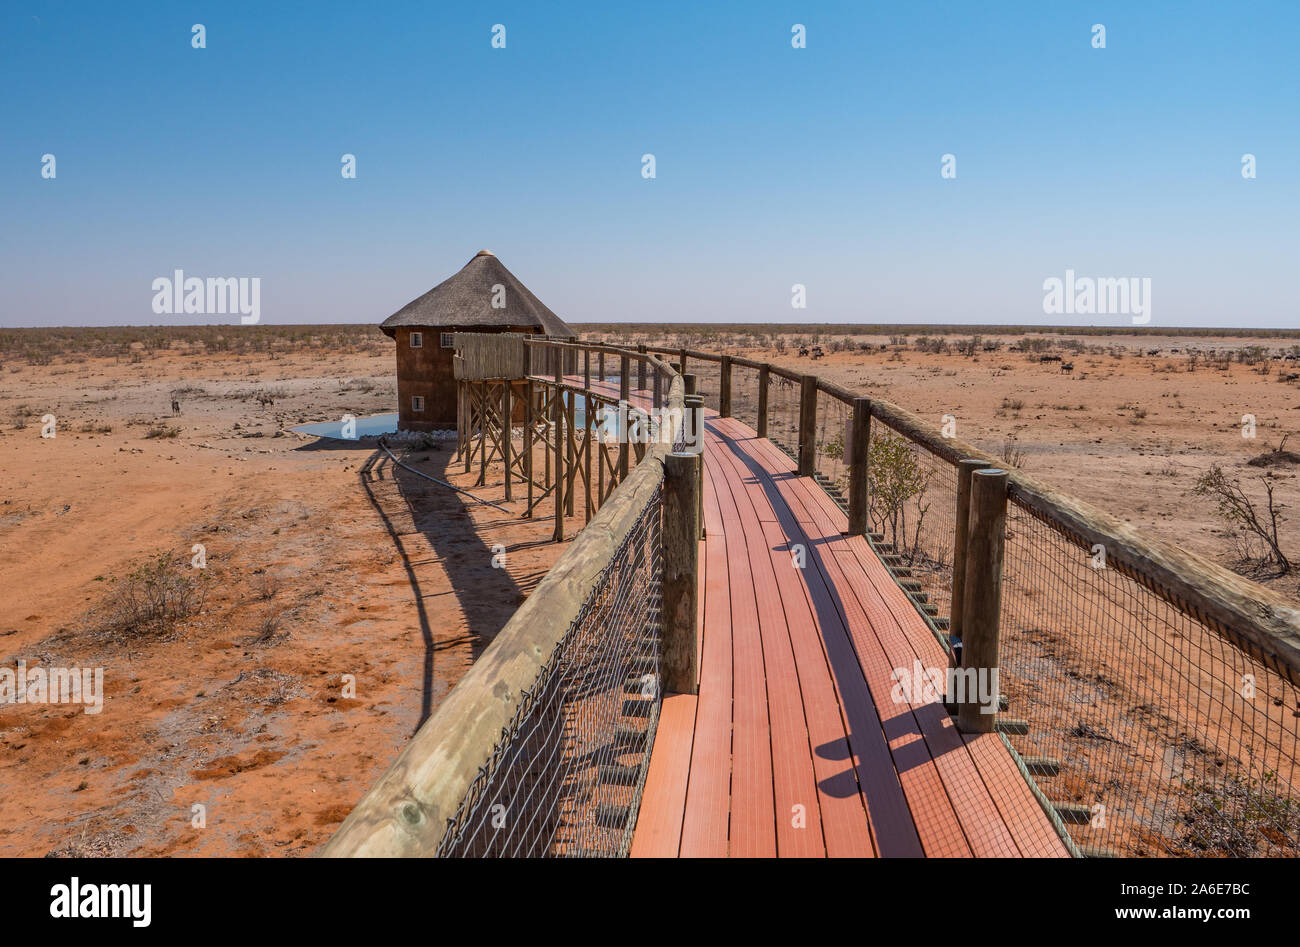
<box><xmin>0</xmin><ymin>348</ymin><xmax>572</xmax><ymax>856</ymax></box>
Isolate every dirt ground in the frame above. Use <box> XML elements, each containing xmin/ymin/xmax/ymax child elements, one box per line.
<box><xmin>0</xmin><ymin>344</ymin><xmax>575</xmax><ymax>857</ymax></box>
<box><xmin>3</xmin><ymin>326</ymin><xmax>1298</xmax><ymax>858</ymax></box>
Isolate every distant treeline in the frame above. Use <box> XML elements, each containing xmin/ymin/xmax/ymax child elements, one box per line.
<box><xmin>573</xmin><ymin>323</ymin><xmax>1300</xmax><ymax>339</ymax></box>
<box><xmin>0</xmin><ymin>324</ymin><xmax>388</xmax><ymax>362</ymax></box>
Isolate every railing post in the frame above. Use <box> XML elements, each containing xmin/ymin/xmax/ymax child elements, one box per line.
<box><xmin>553</xmin><ymin>361</ymin><xmax>564</xmax><ymax>542</ymax></box>
<box><xmin>683</xmin><ymin>373</ymin><xmax>697</xmax><ymax>396</ymax></box>
<box><xmin>797</xmin><ymin>374</ymin><xmax>817</xmax><ymax>477</ymax></box>
<box><xmin>618</xmin><ymin>355</ymin><xmax>631</xmax><ymax>480</ymax></box>
<box><xmin>599</xmin><ymin>351</ymin><xmax>605</xmax><ymax>381</ymax></box>
<box><xmin>685</xmin><ymin>393</ymin><xmax>705</xmax><ymax>537</ymax></box>
<box><xmin>502</xmin><ymin>381</ymin><xmax>513</xmax><ymax>502</ymax></box>
<box><xmin>957</xmin><ymin>468</ymin><xmax>1008</xmax><ymax>734</ymax></box>
<box><xmin>662</xmin><ymin>452</ymin><xmax>701</xmax><ymax>694</ymax></box>
<box><xmin>583</xmin><ymin>348</ymin><xmax>591</xmax><ymax>390</ymax></box>
<box><xmin>757</xmin><ymin>364</ymin><xmax>770</xmax><ymax>438</ymax></box>
<box><xmin>719</xmin><ymin>355</ymin><xmax>732</xmax><ymax>418</ymax></box>
<box><xmin>679</xmin><ymin>347</ymin><xmax>687</xmax><ymax>378</ymax></box>
<box><xmin>637</xmin><ymin>343</ymin><xmax>647</xmax><ymax>392</ymax></box>
<box><xmin>847</xmin><ymin>397</ymin><xmax>870</xmax><ymax>535</ymax></box>
<box><xmin>950</xmin><ymin>458</ymin><xmax>993</xmax><ymax>655</ymax></box>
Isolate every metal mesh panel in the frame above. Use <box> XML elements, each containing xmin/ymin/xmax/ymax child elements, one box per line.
<box><xmin>997</xmin><ymin>501</ymin><xmax>1300</xmax><ymax>856</ymax></box>
<box><xmin>729</xmin><ymin>364</ymin><xmax>762</xmax><ymax>432</ymax></box>
<box><xmin>813</xmin><ymin>391</ymin><xmax>850</xmax><ymax>512</ymax></box>
<box><xmin>766</xmin><ymin>373</ymin><xmax>800</xmax><ymax>460</ymax></box>
<box><xmin>865</xmin><ymin>420</ymin><xmax>959</xmax><ymax>630</ymax></box>
<box><xmin>691</xmin><ymin>358</ymin><xmax>722</xmax><ymax>413</ymax></box>
<box><xmin>437</xmin><ymin>484</ymin><xmax>665</xmax><ymax>857</ymax></box>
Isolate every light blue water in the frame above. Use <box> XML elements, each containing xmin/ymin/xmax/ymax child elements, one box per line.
<box><xmin>291</xmin><ymin>413</ymin><xmax>399</xmax><ymax>439</ymax></box>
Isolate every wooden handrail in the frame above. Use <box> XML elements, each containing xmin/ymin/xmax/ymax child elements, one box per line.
<box><xmin>321</xmin><ymin>340</ymin><xmax>684</xmax><ymax>857</ymax></box>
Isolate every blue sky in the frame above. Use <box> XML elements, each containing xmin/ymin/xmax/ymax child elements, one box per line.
<box><xmin>1</xmin><ymin>1</ymin><xmax>1296</xmax><ymax>328</ymax></box>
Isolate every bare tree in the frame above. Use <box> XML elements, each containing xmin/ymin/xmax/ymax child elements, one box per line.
<box><xmin>1194</xmin><ymin>465</ymin><xmax>1291</xmax><ymax>576</ymax></box>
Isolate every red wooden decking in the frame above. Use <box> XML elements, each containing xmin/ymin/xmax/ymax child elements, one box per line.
<box><xmin>630</xmin><ymin>413</ymin><xmax>1069</xmax><ymax>858</ymax></box>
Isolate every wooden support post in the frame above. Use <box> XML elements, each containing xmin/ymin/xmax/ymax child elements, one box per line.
<box><xmin>950</xmin><ymin>458</ymin><xmax>993</xmax><ymax>649</ymax></box>
<box><xmin>719</xmin><ymin>355</ymin><xmax>732</xmax><ymax>418</ymax></box>
<box><xmin>584</xmin><ymin>349</ymin><xmax>591</xmax><ymax>390</ymax></box>
<box><xmin>847</xmin><ymin>397</ymin><xmax>871</xmax><ymax>536</ymax></box>
<box><xmin>599</xmin><ymin>351</ymin><xmax>605</xmax><ymax>382</ymax></box>
<box><xmin>463</xmin><ymin>384</ymin><xmax>473</xmax><ymax>473</ymax></box>
<box><xmin>525</xmin><ymin>380</ymin><xmax>534</xmax><ymax>515</ymax></box>
<box><xmin>957</xmin><ymin>468</ymin><xmax>1008</xmax><ymax>734</ymax></box>
<box><xmin>679</xmin><ymin>348</ymin><xmax>687</xmax><ymax>378</ymax></box>
<box><xmin>584</xmin><ymin>392</ymin><xmax>594</xmax><ymax>522</ymax></box>
<box><xmin>502</xmin><ymin>382</ymin><xmax>513</xmax><ymax>502</ymax></box>
<box><xmin>637</xmin><ymin>344</ymin><xmax>647</xmax><ymax>392</ymax></box>
<box><xmin>653</xmin><ymin>366</ymin><xmax>662</xmax><ymax>409</ymax></box>
<box><xmin>565</xmin><ymin>390</ymin><xmax>576</xmax><ymax>516</ymax></box>
<box><xmin>553</xmin><ymin>367</ymin><xmax>564</xmax><ymax>543</ymax></box>
<box><xmin>478</xmin><ymin>380</ymin><xmax>488</xmax><ymax>485</ymax></box>
<box><xmin>797</xmin><ymin>374</ymin><xmax>817</xmax><ymax>477</ymax></box>
<box><xmin>685</xmin><ymin>394</ymin><xmax>705</xmax><ymax>538</ymax></box>
<box><xmin>683</xmin><ymin>373</ymin><xmax>697</xmax><ymax>396</ymax></box>
<box><xmin>618</xmin><ymin>356</ymin><xmax>631</xmax><ymax>480</ymax></box>
<box><xmin>662</xmin><ymin>452</ymin><xmax>701</xmax><ymax>694</ymax></box>
<box><xmin>757</xmin><ymin>364</ymin><xmax>770</xmax><ymax>438</ymax></box>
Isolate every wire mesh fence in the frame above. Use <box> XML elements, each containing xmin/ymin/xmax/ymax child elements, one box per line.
<box><xmin>729</xmin><ymin>363</ymin><xmax>762</xmax><ymax>432</ymax></box>
<box><xmin>437</xmin><ymin>483</ymin><xmax>665</xmax><ymax>857</ymax></box>
<box><xmin>996</xmin><ymin>501</ymin><xmax>1300</xmax><ymax>857</ymax></box>
<box><xmin>689</xmin><ymin>356</ymin><xmax>722</xmax><ymax>414</ymax></box>
<box><xmin>865</xmin><ymin>416</ymin><xmax>959</xmax><ymax>630</ymax></box>
<box><xmin>765</xmin><ymin>372</ymin><xmax>800</xmax><ymax>461</ymax></box>
<box><xmin>813</xmin><ymin>390</ymin><xmax>851</xmax><ymax>511</ymax></box>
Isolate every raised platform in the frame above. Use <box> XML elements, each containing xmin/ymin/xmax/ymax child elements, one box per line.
<box><xmin>631</xmin><ymin>414</ymin><xmax>1069</xmax><ymax>857</ymax></box>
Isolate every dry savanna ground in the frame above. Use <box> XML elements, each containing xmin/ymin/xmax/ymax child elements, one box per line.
<box><xmin>0</xmin><ymin>328</ymin><xmax>577</xmax><ymax>857</ymax></box>
<box><xmin>2</xmin><ymin>323</ymin><xmax>1299</xmax><ymax>858</ymax></box>
<box><xmin>589</xmin><ymin>325</ymin><xmax>1300</xmax><ymax>606</ymax></box>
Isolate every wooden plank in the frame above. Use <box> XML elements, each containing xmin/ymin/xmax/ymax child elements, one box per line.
<box><xmin>706</xmin><ymin>427</ymin><xmax>874</xmax><ymax>856</ymax></box>
<box><xmin>705</xmin><ymin>442</ymin><xmax>776</xmax><ymax>857</ymax></box>
<box><xmin>731</xmin><ymin>419</ymin><xmax>1033</xmax><ymax>857</ymax></box>
<box><xmin>962</xmin><ymin>731</ymin><xmax>1071</xmax><ymax>858</ymax></box>
<box><xmin>679</xmin><ymin>470</ymin><xmax>734</xmax><ymax>857</ymax></box>
<box><xmin>708</xmin><ymin>428</ymin><xmax>824</xmax><ymax>857</ymax></box>
<box><xmin>630</xmin><ymin>693</ymin><xmax>698</xmax><ymax>858</ymax></box>
<box><xmin>708</xmin><ymin>420</ymin><xmax>924</xmax><ymax>856</ymax></box>
<box><xmin>714</xmin><ymin>418</ymin><xmax>969</xmax><ymax>856</ymax></box>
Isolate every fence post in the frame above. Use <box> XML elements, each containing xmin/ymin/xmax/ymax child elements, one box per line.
<box><xmin>683</xmin><ymin>373</ymin><xmax>697</xmax><ymax>396</ymax></box>
<box><xmin>797</xmin><ymin>374</ymin><xmax>817</xmax><ymax>477</ymax></box>
<box><xmin>679</xmin><ymin>348</ymin><xmax>687</xmax><ymax>378</ymax></box>
<box><xmin>847</xmin><ymin>397</ymin><xmax>871</xmax><ymax>535</ymax></box>
<box><xmin>638</xmin><ymin>343</ymin><xmax>647</xmax><ymax>392</ymax></box>
<box><xmin>618</xmin><ymin>356</ymin><xmax>631</xmax><ymax>480</ymax></box>
<box><xmin>502</xmin><ymin>382</ymin><xmax>513</xmax><ymax>502</ymax></box>
<box><xmin>719</xmin><ymin>355</ymin><xmax>732</xmax><ymax>418</ymax></box>
<box><xmin>685</xmin><ymin>394</ymin><xmax>705</xmax><ymax>537</ymax></box>
<box><xmin>950</xmin><ymin>458</ymin><xmax>993</xmax><ymax>654</ymax></box>
<box><xmin>599</xmin><ymin>351</ymin><xmax>605</xmax><ymax>381</ymax></box>
<box><xmin>663</xmin><ymin>452</ymin><xmax>701</xmax><ymax>694</ymax></box>
<box><xmin>757</xmin><ymin>364</ymin><xmax>770</xmax><ymax>438</ymax></box>
<box><xmin>553</xmin><ymin>363</ymin><xmax>565</xmax><ymax>543</ymax></box>
<box><xmin>957</xmin><ymin>468</ymin><xmax>1008</xmax><ymax>734</ymax></box>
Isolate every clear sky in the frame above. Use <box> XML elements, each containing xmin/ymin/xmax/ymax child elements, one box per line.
<box><xmin>1</xmin><ymin>1</ymin><xmax>1296</xmax><ymax>328</ymax></box>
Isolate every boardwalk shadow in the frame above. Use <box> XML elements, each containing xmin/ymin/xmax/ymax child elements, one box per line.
<box><xmin>359</xmin><ymin>445</ymin><xmax>525</xmax><ymax>732</ymax></box>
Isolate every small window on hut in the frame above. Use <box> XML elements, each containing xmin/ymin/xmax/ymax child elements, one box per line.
<box><xmin>411</xmin><ymin>396</ymin><xmax>425</xmax><ymax>412</ymax></box>
<box><xmin>441</xmin><ymin>332</ymin><xmax>455</xmax><ymax>348</ymax></box>
<box><xmin>409</xmin><ymin>332</ymin><xmax>423</xmax><ymax>348</ymax></box>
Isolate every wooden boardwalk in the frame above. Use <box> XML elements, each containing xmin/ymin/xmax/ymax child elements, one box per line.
<box><xmin>631</xmin><ymin>412</ymin><xmax>1069</xmax><ymax>858</ymax></box>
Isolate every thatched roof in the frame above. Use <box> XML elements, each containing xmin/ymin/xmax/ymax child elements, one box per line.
<box><xmin>379</xmin><ymin>251</ymin><xmax>573</xmax><ymax>337</ymax></box>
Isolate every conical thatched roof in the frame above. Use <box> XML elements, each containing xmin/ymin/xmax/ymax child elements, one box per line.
<box><xmin>379</xmin><ymin>251</ymin><xmax>573</xmax><ymax>337</ymax></box>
